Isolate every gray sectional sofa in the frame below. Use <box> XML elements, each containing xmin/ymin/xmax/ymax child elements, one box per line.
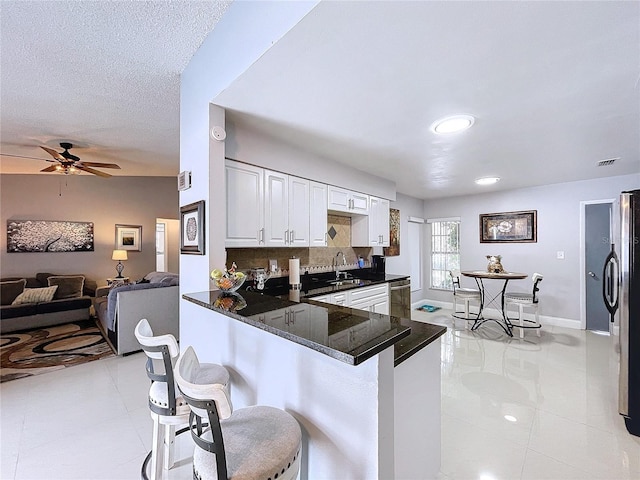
<box><xmin>93</xmin><ymin>272</ymin><xmax>179</xmax><ymax>355</ymax></box>
<box><xmin>0</xmin><ymin>273</ymin><xmax>97</xmax><ymax>333</ymax></box>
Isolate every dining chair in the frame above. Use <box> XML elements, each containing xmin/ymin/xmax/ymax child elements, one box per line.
<box><xmin>134</xmin><ymin>319</ymin><xmax>230</xmax><ymax>480</ymax></box>
<box><xmin>175</xmin><ymin>345</ymin><xmax>302</xmax><ymax>480</ymax></box>
<box><xmin>504</xmin><ymin>273</ymin><xmax>543</xmax><ymax>338</ymax></box>
<box><xmin>449</xmin><ymin>270</ymin><xmax>481</xmax><ymax>329</ymax></box>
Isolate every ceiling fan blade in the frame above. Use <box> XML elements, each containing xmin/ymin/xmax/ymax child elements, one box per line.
<box><xmin>79</xmin><ymin>161</ymin><xmax>121</xmax><ymax>169</ymax></box>
<box><xmin>40</xmin><ymin>146</ymin><xmax>66</xmax><ymax>162</ymax></box>
<box><xmin>76</xmin><ymin>165</ymin><xmax>112</xmax><ymax>178</ymax></box>
<box><xmin>0</xmin><ymin>153</ymin><xmax>56</xmax><ymax>162</ymax></box>
<box><xmin>40</xmin><ymin>165</ymin><xmax>59</xmax><ymax>173</ymax></box>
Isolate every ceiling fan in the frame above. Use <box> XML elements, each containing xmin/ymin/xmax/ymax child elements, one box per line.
<box><xmin>36</xmin><ymin>142</ymin><xmax>121</xmax><ymax>178</ymax></box>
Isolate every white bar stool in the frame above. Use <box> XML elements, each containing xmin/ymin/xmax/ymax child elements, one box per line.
<box><xmin>135</xmin><ymin>319</ymin><xmax>230</xmax><ymax>480</ymax></box>
<box><xmin>175</xmin><ymin>346</ymin><xmax>302</xmax><ymax>480</ymax></box>
<box><xmin>450</xmin><ymin>269</ymin><xmax>481</xmax><ymax>328</ymax></box>
<box><xmin>504</xmin><ymin>273</ymin><xmax>543</xmax><ymax>338</ymax></box>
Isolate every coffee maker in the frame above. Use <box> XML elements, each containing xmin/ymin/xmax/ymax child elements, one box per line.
<box><xmin>250</xmin><ymin>267</ymin><xmax>270</xmax><ymax>290</ymax></box>
<box><xmin>371</xmin><ymin>255</ymin><xmax>386</xmax><ymax>276</ymax></box>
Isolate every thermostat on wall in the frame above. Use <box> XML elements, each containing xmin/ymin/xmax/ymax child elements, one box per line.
<box><xmin>178</xmin><ymin>171</ymin><xmax>192</xmax><ymax>191</ymax></box>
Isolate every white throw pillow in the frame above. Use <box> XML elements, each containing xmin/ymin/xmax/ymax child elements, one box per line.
<box><xmin>11</xmin><ymin>286</ymin><xmax>58</xmax><ymax>305</ymax></box>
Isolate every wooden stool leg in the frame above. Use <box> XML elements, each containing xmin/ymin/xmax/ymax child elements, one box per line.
<box><xmin>151</xmin><ymin>415</ymin><xmax>164</xmax><ymax>480</ymax></box>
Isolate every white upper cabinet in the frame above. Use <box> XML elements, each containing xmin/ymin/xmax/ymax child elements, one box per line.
<box><xmin>327</xmin><ymin>185</ymin><xmax>369</xmax><ymax>215</ymax></box>
<box><xmin>225</xmin><ymin>160</ymin><xmax>264</xmax><ymax>247</ymax></box>
<box><xmin>264</xmin><ymin>170</ymin><xmax>289</xmax><ymax>246</ymax></box>
<box><xmin>352</xmin><ymin>196</ymin><xmax>390</xmax><ymax>247</ymax></box>
<box><xmin>369</xmin><ymin>196</ymin><xmax>390</xmax><ymax>247</ymax></box>
<box><xmin>310</xmin><ymin>181</ymin><xmax>328</xmax><ymax>247</ymax></box>
<box><xmin>264</xmin><ymin>170</ymin><xmax>310</xmax><ymax>247</ymax></box>
<box><xmin>288</xmin><ymin>175</ymin><xmax>310</xmax><ymax>247</ymax></box>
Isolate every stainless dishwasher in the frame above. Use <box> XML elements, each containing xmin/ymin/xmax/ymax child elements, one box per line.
<box><xmin>389</xmin><ymin>278</ymin><xmax>411</xmax><ymax>318</ymax></box>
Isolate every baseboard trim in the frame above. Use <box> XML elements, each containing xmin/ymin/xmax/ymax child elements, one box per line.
<box><xmin>413</xmin><ymin>298</ymin><xmax>582</xmax><ymax>330</ymax></box>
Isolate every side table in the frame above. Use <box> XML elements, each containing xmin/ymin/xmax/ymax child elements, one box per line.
<box><xmin>107</xmin><ymin>277</ymin><xmax>130</xmax><ymax>286</ymax></box>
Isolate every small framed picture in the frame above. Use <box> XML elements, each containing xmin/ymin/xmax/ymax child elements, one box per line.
<box><xmin>180</xmin><ymin>200</ymin><xmax>205</xmax><ymax>255</ymax></box>
<box><xmin>115</xmin><ymin>224</ymin><xmax>142</xmax><ymax>251</ymax></box>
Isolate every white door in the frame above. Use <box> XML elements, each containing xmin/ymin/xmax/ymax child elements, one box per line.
<box><xmin>288</xmin><ymin>176</ymin><xmax>310</xmax><ymax>247</ymax></box>
<box><xmin>264</xmin><ymin>170</ymin><xmax>288</xmax><ymax>247</ymax></box>
<box><xmin>225</xmin><ymin>160</ymin><xmax>264</xmax><ymax>247</ymax></box>
<box><xmin>310</xmin><ymin>181</ymin><xmax>328</xmax><ymax>246</ymax></box>
<box><xmin>585</xmin><ymin>202</ymin><xmax>613</xmax><ymax>332</ymax></box>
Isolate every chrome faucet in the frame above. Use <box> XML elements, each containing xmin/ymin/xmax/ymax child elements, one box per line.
<box><xmin>335</xmin><ymin>251</ymin><xmax>347</xmax><ymax>279</ymax></box>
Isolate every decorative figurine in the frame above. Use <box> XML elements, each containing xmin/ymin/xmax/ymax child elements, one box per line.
<box><xmin>486</xmin><ymin>255</ymin><xmax>505</xmax><ymax>273</ymax></box>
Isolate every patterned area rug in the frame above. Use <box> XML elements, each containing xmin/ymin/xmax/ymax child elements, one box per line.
<box><xmin>0</xmin><ymin>319</ymin><xmax>114</xmax><ymax>383</ymax></box>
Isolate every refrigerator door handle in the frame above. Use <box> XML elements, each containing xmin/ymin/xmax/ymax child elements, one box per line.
<box><xmin>602</xmin><ymin>244</ymin><xmax>619</xmax><ymax>321</ymax></box>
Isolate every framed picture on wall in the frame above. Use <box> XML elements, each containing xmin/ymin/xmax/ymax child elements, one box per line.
<box><xmin>115</xmin><ymin>224</ymin><xmax>142</xmax><ymax>251</ymax></box>
<box><xmin>180</xmin><ymin>200</ymin><xmax>205</xmax><ymax>255</ymax></box>
<box><xmin>479</xmin><ymin>210</ymin><xmax>537</xmax><ymax>243</ymax></box>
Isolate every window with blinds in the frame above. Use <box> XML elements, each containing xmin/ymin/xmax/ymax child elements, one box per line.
<box><xmin>429</xmin><ymin>219</ymin><xmax>460</xmax><ymax>290</ymax></box>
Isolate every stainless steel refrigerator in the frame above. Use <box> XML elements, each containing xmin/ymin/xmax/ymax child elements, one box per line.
<box><xmin>604</xmin><ymin>189</ymin><xmax>640</xmax><ymax>436</ymax></box>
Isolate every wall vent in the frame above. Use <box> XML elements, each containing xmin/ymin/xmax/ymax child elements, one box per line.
<box><xmin>597</xmin><ymin>158</ymin><xmax>618</xmax><ymax>167</ymax></box>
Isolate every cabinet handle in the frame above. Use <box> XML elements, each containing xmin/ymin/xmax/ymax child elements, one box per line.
<box><xmin>285</xmin><ymin>229</ymin><xmax>289</xmax><ymax>244</ymax></box>
<box><xmin>324</xmin><ymin>232</ymin><xmax>328</xmax><ymax>245</ymax></box>
<box><xmin>290</xmin><ymin>230</ymin><xmax>294</xmax><ymax>243</ymax></box>
<box><xmin>259</xmin><ymin>228</ymin><xmax>264</xmax><ymax>244</ymax></box>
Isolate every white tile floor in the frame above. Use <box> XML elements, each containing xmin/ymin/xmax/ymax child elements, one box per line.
<box><xmin>1</xmin><ymin>309</ymin><xmax>639</xmax><ymax>479</ymax></box>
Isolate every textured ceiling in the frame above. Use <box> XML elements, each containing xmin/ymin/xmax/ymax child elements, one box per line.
<box><xmin>1</xmin><ymin>1</ymin><xmax>639</xmax><ymax>200</ymax></box>
<box><xmin>0</xmin><ymin>0</ymin><xmax>231</xmax><ymax>176</ymax></box>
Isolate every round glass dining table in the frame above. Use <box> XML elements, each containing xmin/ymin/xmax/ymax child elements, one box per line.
<box><xmin>461</xmin><ymin>271</ymin><xmax>528</xmax><ymax>336</ymax></box>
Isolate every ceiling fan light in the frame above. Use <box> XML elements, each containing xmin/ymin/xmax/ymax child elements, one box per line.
<box><xmin>475</xmin><ymin>176</ymin><xmax>500</xmax><ymax>186</ymax></box>
<box><xmin>431</xmin><ymin>114</ymin><xmax>475</xmax><ymax>134</ymax></box>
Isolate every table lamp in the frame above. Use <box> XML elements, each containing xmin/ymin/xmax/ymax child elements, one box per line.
<box><xmin>112</xmin><ymin>249</ymin><xmax>128</xmax><ymax>278</ymax></box>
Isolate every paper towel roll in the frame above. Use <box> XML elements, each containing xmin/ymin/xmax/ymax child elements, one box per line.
<box><xmin>289</xmin><ymin>257</ymin><xmax>300</xmax><ymax>285</ymax></box>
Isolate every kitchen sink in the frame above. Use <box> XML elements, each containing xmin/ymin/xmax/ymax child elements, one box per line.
<box><xmin>328</xmin><ymin>279</ymin><xmax>359</xmax><ymax>286</ymax></box>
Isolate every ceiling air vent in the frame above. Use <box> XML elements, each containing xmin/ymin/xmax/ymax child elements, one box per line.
<box><xmin>597</xmin><ymin>158</ymin><xmax>619</xmax><ymax>167</ymax></box>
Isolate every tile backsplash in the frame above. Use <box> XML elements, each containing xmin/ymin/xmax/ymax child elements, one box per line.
<box><xmin>226</xmin><ymin>214</ymin><xmax>372</xmax><ymax>276</ymax></box>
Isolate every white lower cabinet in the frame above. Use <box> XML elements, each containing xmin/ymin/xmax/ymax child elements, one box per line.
<box><xmin>309</xmin><ymin>284</ymin><xmax>389</xmax><ymax>315</ymax></box>
<box><xmin>349</xmin><ymin>284</ymin><xmax>390</xmax><ymax>315</ymax></box>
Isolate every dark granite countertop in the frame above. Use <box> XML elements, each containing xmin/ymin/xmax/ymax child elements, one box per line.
<box><xmin>183</xmin><ymin>275</ymin><xmax>446</xmax><ymax>367</ymax></box>
<box><xmin>245</xmin><ymin>270</ymin><xmax>410</xmax><ymax>299</ymax></box>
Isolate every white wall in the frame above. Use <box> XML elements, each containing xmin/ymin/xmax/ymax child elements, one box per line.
<box><xmin>225</xmin><ymin>119</ymin><xmax>396</xmax><ymax>201</ymax></box>
<box><xmin>0</xmin><ymin>174</ymin><xmax>178</xmax><ymax>283</ymax></box>
<box><xmin>386</xmin><ymin>193</ymin><xmax>425</xmax><ymax>302</ymax></box>
<box><xmin>422</xmin><ymin>174</ymin><xmax>639</xmax><ymax>325</ymax></box>
<box><xmin>179</xmin><ymin>1</ymin><xmax>318</xmax><ymax>299</ymax></box>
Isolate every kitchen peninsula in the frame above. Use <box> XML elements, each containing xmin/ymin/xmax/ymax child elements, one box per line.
<box><xmin>183</xmin><ymin>279</ymin><xmax>446</xmax><ymax>479</ymax></box>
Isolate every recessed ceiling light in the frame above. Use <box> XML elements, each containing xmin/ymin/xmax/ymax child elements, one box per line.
<box><xmin>504</xmin><ymin>415</ymin><xmax>517</xmax><ymax>422</ymax></box>
<box><xmin>475</xmin><ymin>176</ymin><xmax>500</xmax><ymax>185</ymax></box>
<box><xmin>431</xmin><ymin>114</ymin><xmax>475</xmax><ymax>134</ymax></box>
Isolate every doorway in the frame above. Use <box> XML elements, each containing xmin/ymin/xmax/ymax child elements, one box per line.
<box><xmin>156</xmin><ymin>218</ymin><xmax>179</xmax><ymax>273</ymax></box>
<box><xmin>581</xmin><ymin>200</ymin><xmax>614</xmax><ymax>332</ymax></box>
